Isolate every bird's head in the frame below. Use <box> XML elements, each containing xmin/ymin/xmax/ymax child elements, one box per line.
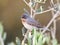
<box><xmin>21</xmin><ymin>13</ymin><xmax>30</xmax><ymax>19</ymax></box>
<box><xmin>21</xmin><ymin>13</ymin><xmax>30</xmax><ymax>22</ymax></box>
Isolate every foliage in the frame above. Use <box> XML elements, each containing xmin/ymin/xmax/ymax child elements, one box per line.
<box><xmin>24</xmin><ymin>29</ymin><xmax>59</xmax><ymax>45</ymax></box>
<box><xmin>0</xmin><ymin>22</ymin><xmax>7</xmax><ymax>45</ymax></box>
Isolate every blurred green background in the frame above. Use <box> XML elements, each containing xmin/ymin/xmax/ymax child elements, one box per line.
<box><xmin>0</xmin><ymin>0</ymin><xmax>60</xmax><ymax>45</ymax></box>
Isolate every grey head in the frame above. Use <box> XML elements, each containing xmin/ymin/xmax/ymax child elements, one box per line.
<box><xmin>21</xmin><ymin>13</ymin><xmax>30</xmax><ymax>19</ymax></box>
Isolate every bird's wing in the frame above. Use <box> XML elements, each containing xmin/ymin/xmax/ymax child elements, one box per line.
<box><xmin>26</xmin><ymin>18</ymin><xmax>42</xmax><ymax>28</ymax></box>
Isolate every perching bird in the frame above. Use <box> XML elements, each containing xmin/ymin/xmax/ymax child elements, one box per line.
<box><xmin>21</xmin><ymin>13</ymin><xmax>43</xmax><ymax>31</ymax></box>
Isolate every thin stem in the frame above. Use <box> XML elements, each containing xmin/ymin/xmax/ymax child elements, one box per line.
<box><xmin>51</xmin><ymin>7</ymin><xmax>56</xmax><ymax>37</ymax></box>
<box><xmin>22</xmin><ymin>30</ymin><xmax>29</xmax><ymax>45</ymax></box>
<box><xmin>31</xmin><ymin>6</ymin><xmax>33</xmax><ymax>17</ymax></box>
<box><xmin>51</xmin><ymin>0</ymin><xmax>54</xmax><ymax>5</ymax></box>
<box><xmin>23</xmin><ymin>0</ymin><xmax>35</xmax><ymax>12</ymax></box>
<box><xmin>33</xmin><ymin>3</ymin><xmax>38</xmax><ymax>18</ymax></box>
<box><xmin>56</xmin><ymin>0</ymin><xmax>60</xmax><ymax>10</ymax></box>
<box><xmin>54</xmin><ymin>20</ymin><xmax>56</xmax><ymax>36</ymax></box>
<box><xmin>29</xmin><ymin>0</ymin><xmax>33</xmax><ymax>17</ymax></box>
<box><xmin>46</xmin><ymin>11</ymin><xmax>59</xmax><ymax>29</ymax></box>
<box><xmin>42</xmin><ymin>11</ymin><xmax>60</xmax><ymax>33</ymax></box>
<box><xmin>35</xmin><ymin>8</ymin><xmax>54</xmax><ymax>15</ymax></box>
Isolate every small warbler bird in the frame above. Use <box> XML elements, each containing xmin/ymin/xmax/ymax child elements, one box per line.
<box><xmin>21</xmin><ymin>13</ymin><xmax>43</xmax><ymax>31</ymax></box>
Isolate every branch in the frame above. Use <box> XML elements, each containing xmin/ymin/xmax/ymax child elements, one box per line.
<box><xmin>23</xmin><ymin>0</ymin><xmax>35</xmax><ymax>12</ymax></box>
<box><xmin>35</xmin><ymin>8</ymin><xmax>54</xmax><ymax>15</ymax></box>
<box><xmin>42</xmin><ymin>11</ymin><xmax>60</xmax><ymax>33</ymax></box>
<box><xmin>51</xmin><ymin>7</ymin><xmax>56</xmax><ymax>36</ymax></box>
<box><xmin>22</xmin><ymin>30</ymin><xmax>29</xmax><ymax>45</ymax></box>
<box><xmin>46</xmin><ymin>11</ymin><xmax>59</xmax><ymax>28</ymax></box>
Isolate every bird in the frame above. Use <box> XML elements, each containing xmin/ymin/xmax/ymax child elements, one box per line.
<box><xmin>21</xmin><ymin>13</ymin><xmax>43</xmax><ymax>31</ymax></box>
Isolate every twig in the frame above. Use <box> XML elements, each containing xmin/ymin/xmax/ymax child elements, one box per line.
<box><xmin>33</xmin><ymin>3</ymin><xmax>39</xmax><ymax>18</ymax></box>
<box><xmin>46</xmin><ymin>11</ymin><xmax>59</xmax><ymax>29</ymax></box>
<box><xmin>22</xmin><ymin>30</ymin><xmax>29</xmax><ymax>45</ymax></box>
<box><xmin>30</xmin><ymin>0</ymin><xmax>33</xmax><ymax>17</ymax></box>
<box><xmin>53</xmin><ymin>20</ymin><xmax>56</xmax><ymax>36</ymax></box>
<box><xmin>50</xmin><ymin>27</ymin><xmax>55</xmax><ymax>39</ymax></box>
<box><xmin>51</xmin><ymin>7</ymin><xmax>56</xmax><ymax>37</ymax></box>
<box><xmin>50</xmin><ymin>0</ymin><xmax>54</xmax><ymax>5</ymax></box>
<box><xmin>42</xmin><ymin>11</ymin><xmax>60</xmax><ymax>33</ymax></box>
<box><xmin>24</xmin><ymin>8</ymin><xmax>30</xmax><ymax>15</ymax></box>
<box><xmin>31</xmin><ymin>7</ymin><xmax>33</xmax><ymax>17</ymax></box>
<box><xmin>35</xmin><ymin>8</ymin><xmax>54</xmax><ymax>15</ymax></box>
<box><xmin>23</xmin><ymin>0</ymin><xmax>35</xmax><ymax>12</ymax></box>
<box><xmin>34</xmin><ymin>0</ymin><xmax>47</xmax><ymax>4</ymax></box>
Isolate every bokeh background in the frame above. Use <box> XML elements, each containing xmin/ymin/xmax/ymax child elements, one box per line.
<box><xmin>0</xmin><ymin>0</ymin><xmax>60</xmax><ymax>45</ymax></box>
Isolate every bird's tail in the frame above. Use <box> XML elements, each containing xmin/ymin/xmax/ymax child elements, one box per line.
<box><xmin>39</xmin><ymin>27</ymin><xmax>50</xmax><ymax>33</ymax></box>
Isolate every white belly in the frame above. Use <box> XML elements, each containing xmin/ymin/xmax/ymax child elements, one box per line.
<box><xmin>22</xmin><ymin>22</ymin><xmax>38</xmax><ymax>31</ymax></box>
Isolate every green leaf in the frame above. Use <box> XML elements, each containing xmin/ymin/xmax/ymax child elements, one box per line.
<box><xmin>32</xmin><ymin>29</ymin><xmax>34</xmax><ymax>35</ymax></box>
<box><xmin>16</xmin><ymin>37</ymin><xmax>21</xmax><ymax>45</ymax></box>
<box><xmin>2</xmin><ymin>32</ymin><xmax>7</xmax><ymax>41</ymax></box>
<box><xmin>43</xmin><ymin>35</ymin><xmax>50</xmax><ymax>44</ymax></box>
<box><xmin>0</xmin><ymin>22</ymin><xmax>3</xmax><ymax>36</ymax></box>
<box><xmin>52</xmin><ymin>39</ymin><xmax>58</xmax><ymax>45</ymax></box>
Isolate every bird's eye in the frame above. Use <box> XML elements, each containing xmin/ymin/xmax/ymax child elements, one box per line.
<box><xmin>22</xmin><ymin>15</ymin><xmax>24</xmax><ymax>18</ymax></box>
<box><xmin>22</xmin><ymin>15</ymin><xmax>27</xmax><ymax>19</ymax></box>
